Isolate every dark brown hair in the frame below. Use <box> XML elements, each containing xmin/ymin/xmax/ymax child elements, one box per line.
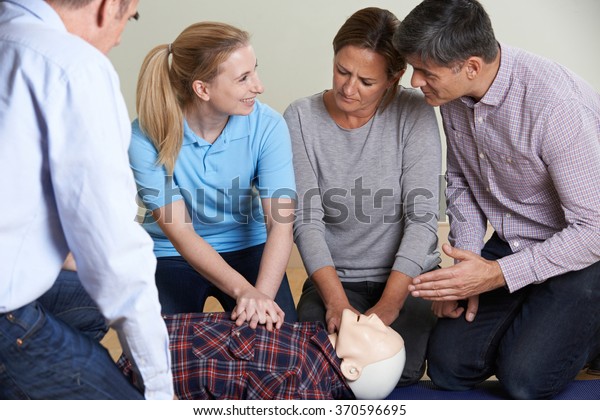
<box><xmin>333</xmin><ymin>7</ymin><xmax>407</xmax><ymax>110</ymax></box>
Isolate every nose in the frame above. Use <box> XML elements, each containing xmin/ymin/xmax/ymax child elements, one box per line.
<box><xmin>252</xmin><ymin>73</ymin><xmax>264</xmax><ymax>94</ymax></box>
<box><xmin>342</xmin><ymin>78</ymin><xmax>357</xmax><ymax>96</ymax></box>
<box><xmin>410</xmin><ymin>70</ymin><xmax>426</xmax><ymax>88</ymax></box>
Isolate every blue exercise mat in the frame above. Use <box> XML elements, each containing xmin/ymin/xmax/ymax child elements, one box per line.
<box><xmin>386</xmin><ymin>380</ymin><xmax>600</xmax><ymax>400</ymax></box>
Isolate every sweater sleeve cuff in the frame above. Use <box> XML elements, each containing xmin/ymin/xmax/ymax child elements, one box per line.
<box><xmin>294</xmin><ymin>229</ymin><xmax>335</xmax><ymax>276</ymax></box>
<box><xmin>392</xmin><ymin>257</ymin><xmax>423</xmax><ymax>279</ymax></box>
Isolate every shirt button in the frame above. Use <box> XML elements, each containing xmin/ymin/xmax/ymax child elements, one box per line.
<box><xmin>479</xmin><ymin>153</ymin><xmax>485</xmax><ymax>159</ymax></box>
<box><xmin>477</xmin><ymin>117</ymin><xmax>484</xmax><ymax>123</ymax></box>
<box><xmin>513</xmin><ymin>241</ymin><xmax>520</xmax><ymax>248</ymax></box>
<box><xmin>6</xmin><ymin>314</ymin><xmax>14</xmax><ymax>322</ymax></box>
<box><xmin>16</xmin><ymin>338</ymin><xmax>23</xmax><ymax>346</ymax></box>
<box><xmin>506</xmin><ymin>213</ymin><xmax>511</xmax><ymax>218</ymax></box>
<box><xmin>506</xmin><ymin>158</ymin><xmax>513</xmax><ymax>164</ymax></box>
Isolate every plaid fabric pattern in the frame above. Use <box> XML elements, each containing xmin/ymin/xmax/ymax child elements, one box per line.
<box><xmin>119</xmin><ymin>312</ymin><xmax>353</xmax><ymax>400</ymax></box>
<box><xmin>443</xmin><ymin>44</ymin><xmax>600</xmax><ymax>291</ymax></box>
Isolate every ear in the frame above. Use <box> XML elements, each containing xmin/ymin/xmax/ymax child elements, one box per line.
<box><xmin>464</xmin><ymin>57</ymin><xmax>483</xmax><ymax>80</ymax></box>
<box><xmin>340</xmin><ymin>360</ymin><xmax>362</xmax><ymax>381</ymax></box>
<box><xmin>96</xmin><ymin>0</ymin><xmax>117</xmax><ymax>28</ymax></box>
<box><xmin>192</xmin><ymin>80</ymin><xmax>210</xmax><ymax>101</ymax></box>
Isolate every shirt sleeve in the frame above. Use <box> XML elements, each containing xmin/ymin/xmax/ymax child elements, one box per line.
<box><xmin>392</xmin><ymin>96</ymin><xmax>442</xmax><ymax>277</ymax></box>
<box><xmin>47</xmin><ymin>60</ymin><xmax>173</xmax><ymax>399</ymax></box>
<box><xmin>128</xmin><ymin>120</ymin><xmax>184</xmax><ymax>211</ymax></box>
<box><xmin>498</xmin><ymin>100</ymin><xmax>600</xmax><ymax>291</ymax></box>
<box><xmin>255</xmin><ymin>111</ymin><xmax>296</xmax><ymax>200</ymax></box>
<box><xmin>284</xmin><ymin>103</ymin><xmax>335</xmax><ymax>276</ymax></box>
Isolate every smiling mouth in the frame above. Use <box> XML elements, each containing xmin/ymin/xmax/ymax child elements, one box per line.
<box><xmin>241</xmin><ymin>97</ymin><xmax>255</xmax><ymax>104</ymax></box>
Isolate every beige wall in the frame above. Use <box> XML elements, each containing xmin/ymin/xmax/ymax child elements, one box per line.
<box><xmin>110</xmin><ymin>0</ymin><xmax>600</xmax><ymax>118</ymax></box>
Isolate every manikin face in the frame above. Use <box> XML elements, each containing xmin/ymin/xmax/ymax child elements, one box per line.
<box><xmin>203</xmin><ymin>44</ymin><xmax>265</xmax><ymax>117</ymax></box>
<box><xmin>406</xmin><ymin>54</ymin><xmax>470</xmax><ymax>107</ymax></box>
<box><xmin>331</xmin><ymin>45</ymin><xmax>394</xmax><ymax>118</ymax></box>
<box><xmin>334</xmin><ymin>309</ymin><xmax>405</xmax><ymax>381</ymax></box>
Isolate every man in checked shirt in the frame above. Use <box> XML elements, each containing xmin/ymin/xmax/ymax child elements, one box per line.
<box><xmin>393</xmin><ymin>0</ymin><xmax>600</xmax><ymax>399</ymax></box>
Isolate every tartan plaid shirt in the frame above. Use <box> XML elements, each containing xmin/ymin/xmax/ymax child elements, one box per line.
<box><xmin>443</xmin><ymin>43</ymin><xmax>600</xmax><ymax>292</ymax></box>
<box><xmin>119</xmin><ymin>312</ymin><xmax>354</xmax><ymax>400</ymax></box>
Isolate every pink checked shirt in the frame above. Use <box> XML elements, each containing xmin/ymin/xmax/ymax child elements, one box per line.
<box><xmin>443</xmin><ymin>44</ymin><xmax>600</xmax><ymax>291</ymax></box>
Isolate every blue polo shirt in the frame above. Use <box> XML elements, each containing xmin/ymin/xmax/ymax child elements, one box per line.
<box><xmin>129</xmin><ymin>100</ymin><xmax>296</xmax><ymax>256</ymax></box>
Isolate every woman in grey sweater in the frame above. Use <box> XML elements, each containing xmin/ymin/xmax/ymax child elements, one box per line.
<box><xmin>283</xmin><ymin>7</ymin><xmax>441</xmax><ymax>386</ymax></box>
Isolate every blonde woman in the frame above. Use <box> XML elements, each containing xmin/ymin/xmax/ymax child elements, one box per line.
<box><xmin>129</xmin><ymin>22</ymin><xmax>297</xmax><ymax>329</ymax></box>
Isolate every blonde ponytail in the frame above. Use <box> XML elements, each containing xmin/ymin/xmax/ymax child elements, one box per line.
<box><xmin>136</xmin><ymin>45</ymin><xmax>183</xmax><ymax>175</ymax></box>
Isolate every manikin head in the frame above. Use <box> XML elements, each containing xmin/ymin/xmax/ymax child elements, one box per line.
<box><xmin>330</xmin><ymin>309</ymin><xmax>406</xmax><ymax>399</ymax></box>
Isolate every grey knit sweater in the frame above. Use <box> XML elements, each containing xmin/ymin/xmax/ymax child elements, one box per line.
<box><xmin>284</xmin><ymin>88</ymin><xmax>442</xmax><ymax>282</ymax></box>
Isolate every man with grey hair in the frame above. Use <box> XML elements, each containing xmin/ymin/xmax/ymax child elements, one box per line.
<box><xmin>394</xmin><ymin>0</ymin><xmax>600</xmax><ymax>399</ymax></box>
<box><xmin>0</xmin><ymin>0</ymin><xmax>174</xmax><ymax>399</ymax></box>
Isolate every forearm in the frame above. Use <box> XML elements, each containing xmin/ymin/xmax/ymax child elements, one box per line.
<box><xmin>367</xmin><ymin>270</ymin><xmax>413</xmax><ymax>325</ymax></box>
<box><xmin>378</xmin><ymin>270</ymin><xmax>411</xmax><ymax>309</ymax></box>
<box><xmin>172</xmin><ymin>228</ymin><xmax>253</xmax><ymax>299</ymax></box>
<box><xmin>168</xmin><ymin>215</ymin><xmax>286</xmax><ymax>330</ymax></box>
<box><xmin>153</xmin><ymin>202</ymin><xmax>252</xmax><ymax>300</ymax></box>
<box><xmin>309</xmin><ymin>266</ymin><xmax>350</xmax><ymax>309</ymax></box>
<box><xmin>255</xmin><ymin>221</ymin><xmax>293</xmax><ymax>298</ymax></box>
<box><xmin>499</xmin><ymin>225</ymin><xmax>600</xmax><ymax>292</ymax></box>
<box><xmin>396</xmin><ymin>184</ymin><xmax>440</xmax><ymax>277</ymax></box>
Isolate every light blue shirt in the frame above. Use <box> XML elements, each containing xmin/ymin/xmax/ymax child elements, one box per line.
<box><xmin>0</xmin><ymin>0</ymin><xmax>173</xmax><ymax>399</ymax></box>
<box><xmin>129</xmin><ymin>100</ymin><xmax>296</xmax><ymax>256</ymax></box>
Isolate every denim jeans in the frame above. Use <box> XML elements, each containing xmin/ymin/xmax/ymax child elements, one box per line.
<box><xmin>155</xmin><ymin>243</ymin><xmax>298</xmax><ymax>322</ymax></box>
<box><xmin>297</xmin><ymin>278</ymin><xmax>437</xmax><ymax>386</ymax></box>
<box><xmin>0</xmin><ymin>270</ymin><xmax>143</xmax><ymax>399</ymax></box>
<box><xmin>427</xmin><ymin>233</ymin><xmax>600</xmax><ymax>399</ymax></box>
